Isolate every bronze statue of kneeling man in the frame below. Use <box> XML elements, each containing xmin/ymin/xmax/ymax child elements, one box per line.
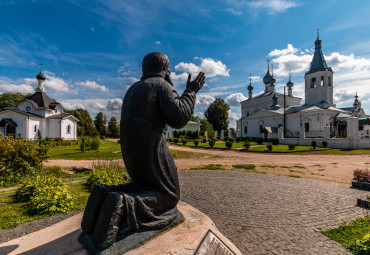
<box><xmin>78</xmin><ymin>52</ymin><xmax>206</xmax><ymax>255</ymax></box>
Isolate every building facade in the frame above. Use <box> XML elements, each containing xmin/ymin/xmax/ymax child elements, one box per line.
<box><xmin>237</xmin><ymin>32</ymin><xmax>370</xmax><ymax>148</ymax></box>
<box><xmin>0</xmin><ymin>67</ymin><xmax>78</xmax><ymax>140</ymax></box>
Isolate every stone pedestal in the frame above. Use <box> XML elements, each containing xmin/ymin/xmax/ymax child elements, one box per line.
<box><xmin>0</xmin><ymin>201</ymin><xmax>242</xmax><ymax>255</ymax></box>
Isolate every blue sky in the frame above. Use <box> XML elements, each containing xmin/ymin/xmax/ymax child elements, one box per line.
<box><xmin>1</xmin><ymin>0</ymin><xmax>370</xmax><ymax>127</ymax></box>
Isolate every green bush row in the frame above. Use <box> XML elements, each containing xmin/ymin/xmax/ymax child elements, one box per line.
<box><xmin>86</xmin><ymin>162</ymin><xmax>129</xmax><ymax>191</ymax></box>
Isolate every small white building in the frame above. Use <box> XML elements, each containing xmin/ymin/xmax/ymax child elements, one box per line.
<box><xmin>237</xmin><ymin>32</ymin><xmax>370</xmax><ymax>149</ymax></box>
<box><xmin>0</xmin><ymin>66</ymin><xmax>78</xmax><ymax>140</ymax></box>
<box><xmin>166</xmin><ymin>121</ymin><xmax>201</xmax><ymax>138</ymax></box>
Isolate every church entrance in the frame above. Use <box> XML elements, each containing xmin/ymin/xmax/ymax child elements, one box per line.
<box><xmin>0</xmin><ymin>119</ymin><xmax>17</xmax><ymax>138</ymax></box>
<box><xmin>336</xmin><ymin>120</ymin><xmax>347</xmax><ymax>138</ymax></box>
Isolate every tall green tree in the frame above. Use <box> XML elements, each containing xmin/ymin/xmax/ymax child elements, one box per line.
<box><xmin>107</xmin><ymin>117</ymin><xmax>120</xmax><ymax>138</ymax></box>
<box><xmin>204</xmin><ymin>98</ymin><xmax>230</xmax><ymax>132</ymax></box>
<box><xmin>94</xmin><ymin>112</ymin><xmax>107</xmax><ymax>136</ymax></box>
<box><xmin>65</xmin><ymin>108</ymin><xmax>97</xmax><ymax>136</ymax></box>
<box><xmin>0</xmin><ymin>93</ymin><xmax>32</xmax><ymax>111</ymax></box>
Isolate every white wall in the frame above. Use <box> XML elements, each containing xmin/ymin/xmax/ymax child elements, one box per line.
<box><xmin>60</xmin><ymin>118</ymin><xmax>77</xmax><ymax>140</ymax></box>
<box><xmin>0</xmin><ymin>111</ymin><xmax>29</xmax><ymax>138</ymax></box>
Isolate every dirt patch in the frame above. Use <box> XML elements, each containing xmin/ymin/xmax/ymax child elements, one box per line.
<box><xmin>43</xmin><ymin>145</ymin><xmax>367</xmax><ymax>186</ymax></box>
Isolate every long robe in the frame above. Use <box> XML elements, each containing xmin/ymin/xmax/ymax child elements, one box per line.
<box><xmin>119</xmin><ymin>76</ymin><xmax>195</xmax><ymax>235</ymax></box>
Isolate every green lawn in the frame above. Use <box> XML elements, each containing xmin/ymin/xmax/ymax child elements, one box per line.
<box><xmin>0</xmin><ymin>184</ymin><xmax>90</xmax><ymax>229</ymax></box>
<box><xmin>173</xmin><ymin>141</ymin><xmax>257</xmax><ymax>149</ymax></box>
<box><xmin>322</xmin><ymin>217</ymin><xmax>370</xmax><ymax>254</ymax></box>
<box><xmin>49</xmin><ymin>140</ymin><xmax>208</xmax><ymax>160</ymax></box>
<box><xmin>247</xmin><ymin>144</ymin><xmax>329</xmax><ymax>152</ymax></box>
<box><xmin>49</xmin><ymin>140</ymin><xmax>122</xmax><ymax>160</ymax></box>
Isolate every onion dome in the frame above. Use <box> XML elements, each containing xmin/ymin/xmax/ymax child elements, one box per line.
<box><xmin>286</xmin><ymin>73</ymin><xmax>293</xmax><ymax>88</ymax></box>
<box><xmin>36</xmin><ymin>63</ymin><xmax>46</xmax><ymax>80</ymax></box>
<box><xmin>36</xmin><ymin>72</ymin><xmax>46</xmax><ymax>81</ymax></box>
<box><xmin>263</xmin><ymin>70</ymin><xmax>276</xmax><ymax>84</ymax></box>
<box><xmin>247</xmin><ymin>75</ymin><xmax>254</xmax><ymax>92</ymax></box>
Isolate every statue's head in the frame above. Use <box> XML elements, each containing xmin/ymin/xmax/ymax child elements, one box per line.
<box><xmin>141</xmin><ymin>52</ymin><xmax>173</xmax><ymax>85</ymax></box>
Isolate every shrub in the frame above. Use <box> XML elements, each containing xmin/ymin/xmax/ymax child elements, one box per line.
<box><xmin>266</xmin><ymin>144</ymin><xmax>273</xmax><ymax>151</ymax></box>
<box><xmin>202</xmin><ymin>138</ymin><xmax>207</xmax><ymax>143</ymax></box>
<box><xmin>194</xmin><ymin>140</ymin><xmax>199</xmax><ymax>147</ymax></box>
<box><xmin>354</xmin><ymin>168</ymin><xmax>370</xmax><ymax>182</ymax></box>
<box><xmin>168</xmin><ymin>138</ymin><xmax>173</xmax><ymax>143</ymax></box>
<box><xmin>272</xmin><ymin>138</ymin><xmax>280</xmax><ymax>145</ymax></box>
<box><xmin>182</xmin><ymin>139</ymin><xmax>188</xmax><ymax>145</ymax></box>
<box><xmin>0</xmin><ymin>136</ymin><xmax>50</xmax><ymax>179</ymax></box>
<box><xmin>90</xmin><ymin>137</ymin><xmax>100</xmax><ymax>150</ymax></box>
<box><xmin>117</xmin><ymin>139</ymin><xmax>120</xmax><ymax>144</ymax></box>
<box><xmin>236</xmin><ymin>137</ymin><xmax>241</xmax><ymax>143</ymax></box>
<box><xmin>174</xmin><ymin>138</ymin><xmax>179</xmax><ymax>144</ymax></box>
<box><xmin>225</xmin><ymin>141</ymin><xmax>233</xmax><ymax>149</ymax></box>
<box><xmin>37</xmin><ymin>165</ymin><xmax>66</xmax><ymax>178</ymax></box>
<box><xmin>244</xmin><ymin>142</ymin><xmax>251</xmax><ymax>150</ymax></box>
<box><xmin>257</xmin><ymin>137</ymin><xmax>263</xmax><ymax>145</ymax></box>
<box><xmin>245</xmin><ymin>136</ymin><xmax>252</xmax><ymax>142</ymax></box>
<box><xmin>217</xmin><ymin>136</ymin><xmax>220</xmax><ymax>140</ymax></box>
<box><xmin>16</xmin><ymin>176</ymin><xmax>73</xmax><ymax>215</ymax></box>
<box><xmin>311</xmin><ymin>140</ymin><xmax>317</xmax><ymax>149</ymax></box>
<box><xmin>288</xmin><ymin>144</ymin><xmax>296</xmax><ymax>150</ymax></box>
<box><xmin>322</xmin><ymin>141</ymin><xmax>328</xmax><ymax>148</ymax></box>
<box><xmin>86</xmin><ymin>162</ymin><xmax>129</xmax><ymax>191</ymax></box>
<box><xmin>209</xmin><ymin>140</ymin><xmax>215</xmax><ymax>148</ymax></box>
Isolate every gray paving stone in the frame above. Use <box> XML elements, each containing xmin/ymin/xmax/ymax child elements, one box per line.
<box><xmin>179</xmin><ymin>171</ymin><xmax>367</xmax><ymax>255</ymax></box>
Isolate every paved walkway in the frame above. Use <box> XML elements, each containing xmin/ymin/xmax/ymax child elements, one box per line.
<box><xmin>179</xmin><ymin>171</ymin><xmax>368</xmax><ymax>255</ymax></box>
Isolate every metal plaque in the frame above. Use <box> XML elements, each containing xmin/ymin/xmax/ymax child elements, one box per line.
<box><xmin>194</xmin><ymin>230</ymin><xmax>236</xmax><ymax>255</ymax></box>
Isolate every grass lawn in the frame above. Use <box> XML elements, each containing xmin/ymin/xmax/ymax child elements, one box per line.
<box><xmin>49</xmin><ymin>140</ymin><xmax>207</xmax><ymax>160</ymax></box>
<box><xmin>322</xmin><ymin>217</ymin><xmax>370</xmax><ymax>253</ymax></box>
<box><xmin>173</xmin><ymin>141</ymin><xmax>257</xmax><ymax>149</ymax></box>
<box><xmin>247</xmin><ymin>144</ymin><xmax>328</xmax><ymax>152</ymax></box>
<box><xmin>0</xmin><ymin>184</ymin><xmax>90</xmax><ymax>229</ymax></box>
<box><xmin>49</xmin><ymin>140</ymin><xmax>122</xmax><ymax>160</ymax></box>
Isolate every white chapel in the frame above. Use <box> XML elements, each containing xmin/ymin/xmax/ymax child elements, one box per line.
<box><xmin>0</xmin><ymin>66</ymin><xmax>78</xmax><ymax>140</ymax></box>
<box><xmin>237</xmin><ymin>32</ymin><xmax>370</xmax><ymax>148</ymax></box>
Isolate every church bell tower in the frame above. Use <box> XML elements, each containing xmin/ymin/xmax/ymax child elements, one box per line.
<box><xmin>304</xmin><ymin>30</ymin><xmax>334</xmax><ymax>107</ymax></box>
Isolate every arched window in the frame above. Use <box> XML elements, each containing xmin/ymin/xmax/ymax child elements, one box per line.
<box><xmin>311</xmin><ymin>77</ymin><xmax>316</xmax><ymax>88</ymax></box>
<box><xmin>328</xmin><ymin>76</ymin><xmax>332</xmax><ymax>86</ymax></box>
<box><xmin>320</xmin><ymin>76</ymin><xmax>324</xmax><ymax>86</ymax></box>
<box><xmin>34</xmin><ymin>125</ymin><xmax>37</xmax><ymax>133</ymax></box>
<box><xmin>66</xmin><ymin>125</ymin><xmax>71</xmax><ymax>134</ymax></box>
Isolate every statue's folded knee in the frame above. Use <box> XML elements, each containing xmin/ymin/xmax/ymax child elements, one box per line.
<box><xmin>81</xmin><ymin>184</ymin><xmax>110</xmax><ymax>234</ymax></box>
<box><xmin>92</xmin><ymin>192</ymin><xmax>124</xmax><ymax>250</ymax></box>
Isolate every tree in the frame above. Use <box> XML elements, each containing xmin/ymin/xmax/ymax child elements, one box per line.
<box><xmin>107</xmin><ymin>117</ymin><xmax>120</xmax><ymax>138</ymax></box>
<box><xmin>94</xmin><ymin>112</ymin><xmax>107</xmax><ymax>136</ymax></box>
<box><xmin>204</xmin><ymin>98</ymin><xmax>230</xmax><ymax>132</ymax></box>
<box><xmin>199</xmin><ymin>118</ymin><xmax>214</xmax><ymax>138</ymax></box>
<box><xmin>65</xmin><ymin>108</ymin><xmax>98</xmax><ymax>136</ymax></box>
<box><xmin>0</xmin><ymin>93</ymin><xmax>32</xmax><ymax>111</ymax></box>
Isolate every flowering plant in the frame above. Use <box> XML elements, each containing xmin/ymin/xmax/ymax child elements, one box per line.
<box><xmin>354</xmin><ymin>168</ymin><xmax>370</xmax><ymax>182</ymax></box>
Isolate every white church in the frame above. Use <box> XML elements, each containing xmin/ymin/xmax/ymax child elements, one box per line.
<box><xmin>236</xmin><ymin>32</ymin><xmax>370</xmax><ymax>149</ymax></box>
<box><xmin>0</xmin><ymin>66</ymin><xmax>78</xmax><ymax>140</ymax></box>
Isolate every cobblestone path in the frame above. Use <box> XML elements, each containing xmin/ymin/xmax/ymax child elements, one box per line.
<box><xmin>179</xmin><ymin>171</ymin><xmax>367</xmax><ymax>255</ymax></box>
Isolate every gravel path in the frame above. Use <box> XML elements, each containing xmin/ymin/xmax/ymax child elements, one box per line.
<box><xmin>179</xmin><ymin>170</ymin><xmax>367</xmax><ymax>255</ymax></box>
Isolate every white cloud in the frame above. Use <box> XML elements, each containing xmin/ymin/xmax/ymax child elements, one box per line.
<box><xmin>107</xmin><ymin>98</ymin><xmax>122</xmax><ymax>111</ymax></box>
<box><xmin>228</xmin><ymin>109</ymin><xmax>240</xmax><ymax>122</ymax></box>
<box><xmin>62</xmin><ymin>98</ymin><xmax>123</xmax><ymax>119</ymax></box>
<box><xmin>76</xmin><ymin>80</ymin><xmax>108</xmax><ymax>91</ymax></box>
<box><xmin>90</xmin><ymin>26</ymin><xmax>95</xmax><ymax>32</ymax></box>
<box><xmin>247</xmin><ymin>0</ymin><xmax>300</xmax><ymax>14</ymax></box>
<box><xmin>226</xmin><ymin>8</ymin><xmax>242</xmax><ymax>15</ymax></box>
<box><xmin>0</xmin><ymin>73</ymin><xmax>74</xmax><ymax>94</ymax></box>
<box><xmin>43</xmin><ymin>72</ymin><xmax>74</xmax><ymax>93</ymax></box>
<box><xmin>268</xmin><ymin>44</ymin><xmax>298</xmax><ymax>57</ymax></box>
<box><xmin>155</xmin><ymin>41</ymin><xmax>161</xmax><ymax>45</ymax></box>
<box><xmin>196</xmin><ymin>94</ymin><xmax>215</xmax><ymax>108</ymax></box>
<box><xmin>174</xmin><ymin>57</ymin><xmax>229</xmax><ymax>79</ymax></box>
<box><xmin>129</xmin><ymin>77</ymin><xmax>139</xmax><ymax>83</ymax></box>
<box><xmin>226</xmin><ymin>93</ymin><xmax>247</xmax><ymax>106</ymax></box>
<box><xmin>0</xmin><ymin>83</ymin><xmax>34</xmax><ymax>94</ymax></box>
